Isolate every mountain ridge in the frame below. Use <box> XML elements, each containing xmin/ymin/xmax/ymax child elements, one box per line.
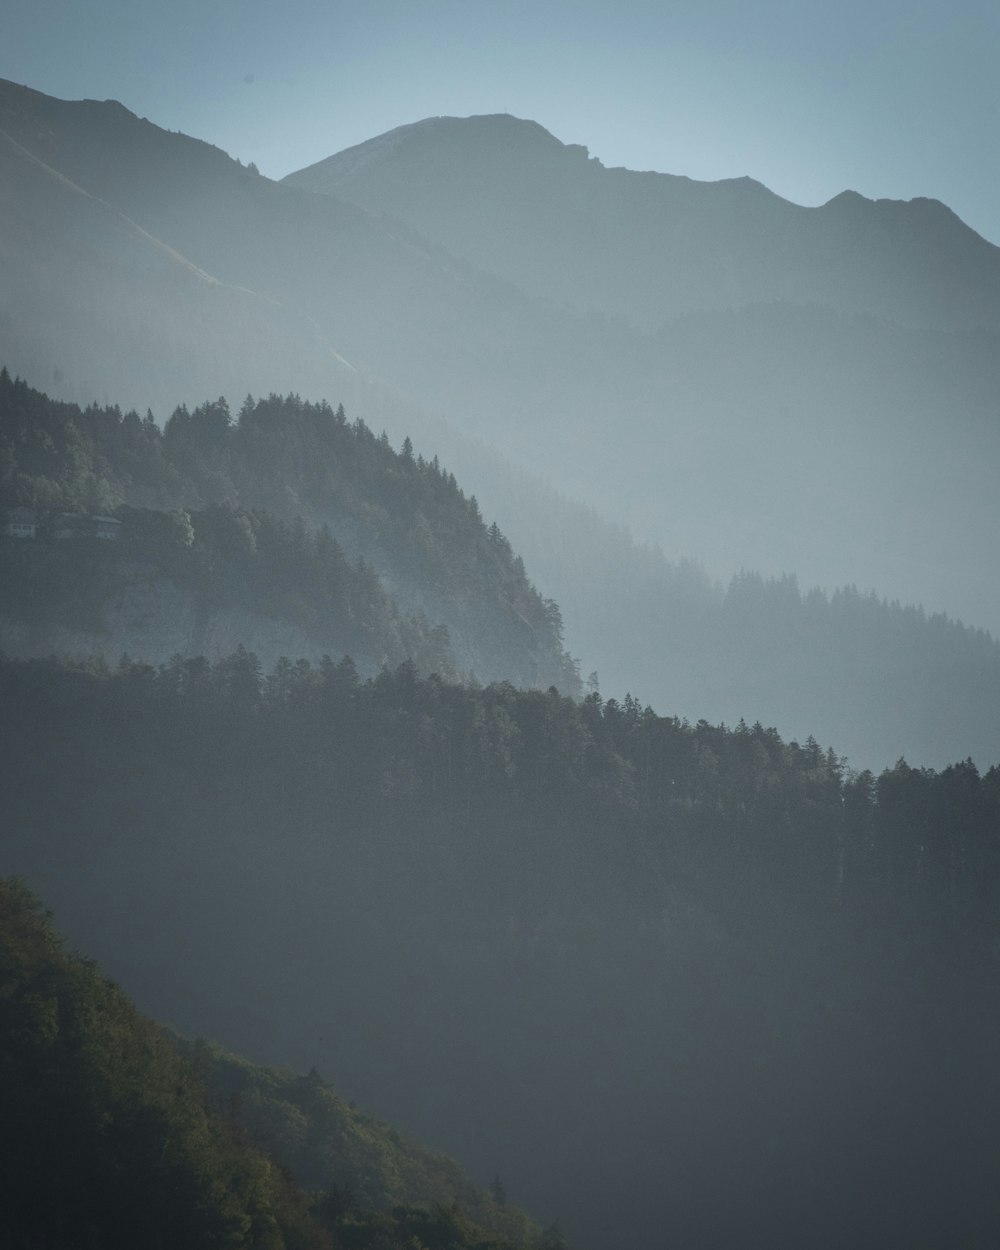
<box><xmin>285</xmin><ymin>110</ymin><xmax>1000</xmax><ymax>335</ymax></box>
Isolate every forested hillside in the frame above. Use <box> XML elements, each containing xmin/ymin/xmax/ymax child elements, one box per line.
<box><xmin>0</xmin><ymin>877</ymin><xmax>560</xmax><ymax>1250</ymax></box>
<box><xmin>4</xmin><ymin>651</ymin><xmax>998</xmax><ymax>1249</ymax></box>
<box><xmin>181</xmin><ymin>1038</ymin><xmax>549</xmax><ymax>1246</ymax></box>
<box><xmin>0</xmin><ymin>369</ymin><xmax>577</xmax><ymax>688</ymax></box>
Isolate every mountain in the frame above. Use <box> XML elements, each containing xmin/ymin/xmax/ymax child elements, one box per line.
<box><xmin>5</xmin><ymin>80</ymin><xmax>1000</xmax><ymax>633</ymax></box>
<box><xmin>0</xmin><ymin>79</ymin><xmax>595</xmax><ymax>427</ymax></box>
<box><xmin>0</xmin><ymin>99</ymin><xmax>361</xmax><ymax>414</ymax></box>
<box><xmin>283</xmin><ymin>113</ymin><xmax>1000</xmax><ymax>635</ymax></box>
<box><xmin>5</xmin><ymin>652</ymin><xmax>999</xmax><ymax>1250</ymax></box>
<box><xmin>3</xmin><ymin>80</ymin><xmax>1000</xmax><ymax>766</ymax></box>
<box><xmin>6</xmin><ymin>77</ymin><xmax>1000</xmax><ymax>1250</ymax></box>
<box><xmin>286</xmin><ymin>113</ymin><xmax>1000</xmax><ymax>335</ymax></box>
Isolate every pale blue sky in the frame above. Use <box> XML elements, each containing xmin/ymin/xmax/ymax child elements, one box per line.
<box><xmin>4</xmin><ymin>0</ymin><xmax>999</xmax><ymax>242</ymax></box>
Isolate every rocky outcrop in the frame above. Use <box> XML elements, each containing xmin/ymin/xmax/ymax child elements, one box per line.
<box><xmin>0</xmin><ymin>575</ymin><xmax>367</xmax><ymax>671</ymax></box>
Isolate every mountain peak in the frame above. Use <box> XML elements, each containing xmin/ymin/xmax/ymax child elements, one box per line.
<box><xmin>292</xmin><ymin>113</ymin><xmax>583</xmax><ymax>186</ymax></box>
<box><xmin>820</xmin><ymin>186</ymin><xmax>990</xmax><ymax>244</ymax></box>
<box><xmin>396</xmin><ymin>112</ymin><xmax>561</xmax><ymax>140</ymax></box>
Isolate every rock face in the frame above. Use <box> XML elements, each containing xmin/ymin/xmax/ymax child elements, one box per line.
<box><xmin>0</xmin><ymin>556</ymin><xmax>570</xmax><ymax>688</ymax></box>
<box><xmin>0</xmin><ymin>576</ymin><xmax>344</xmax><ymax>671</ymax></box>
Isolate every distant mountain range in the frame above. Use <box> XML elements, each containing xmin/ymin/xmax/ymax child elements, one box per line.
<box><xmin>283</xmin><ymin>111</ymin><xmax>1000</xmax><ymax>634</ymax></box>
<box><xmin>2</xmin><ymin>78</ymin><xmax>999</xmax><ymax>766</ymax></box>
<box><xmin>287</xmin><ymin>112</ymin><xmax>1000</xmax><ymax>334</ymax></box>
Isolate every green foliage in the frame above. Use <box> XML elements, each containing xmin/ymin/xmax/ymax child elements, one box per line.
<box><xmin>183</xmin><ymin>1041</ymin><xmax>543</xmax><ymax>1248</ymax></box>
<box><xmin>0</xmin><ymin>877</ymin><xmax>557</xmax><ymax>1250</ymax></box>
<box><xmin>0</xmin><ymin>877</ymin><xmax>331</xmax><ymax>1250</ymax></box>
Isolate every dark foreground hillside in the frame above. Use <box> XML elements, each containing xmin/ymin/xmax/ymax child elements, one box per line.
<box><xmin>3</xmin><ymin>653</ymin><xmax>999</xmax><ymax>1249</ymax></box>
<box><xmin>0</xmin><ymin>877</ymin><xmax>560</xmax><ymax>1250</ymax></box>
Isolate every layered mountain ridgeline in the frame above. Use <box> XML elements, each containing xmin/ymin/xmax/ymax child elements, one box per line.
<box><xmin>282</xmin><ymin>113</ymin><xmax>1000</xmax><ymax>634</ymax></box>
<box><xmin>537</xmin><ymin>523</ymin><xmax>1000</xmax><ymax>769</ymax></box>
<box><xmin>5</xmin><ymin>652</ymin><xmax>999</xmax><ymax>1249</ymax></box>
<box><xmin>287</xmin><ymin>113</ymin><xmax>1000</xmax><ymax>334</ymax></box>
<box><xmin>451</xmin><ymin>451</ymin><xmax>1000</xmax><ymax>770</ymax></box>
<box><xmin>3</xmin><ymin>76</ymin><xmax>999</xmax><ymax>762</ymax></box>
<box><xmin>0</xmin><ymin>77</ymin><xmax>584</xmax><ymax>428</ymax></box>
<box><xmin>5</xmin><ymin>365</ymin><xmax>999</xmax><ymax>769</ymax></box>
<box><xmin>0</xmin><ymin>878</ymin><xmax>561</xmax><ymax>1250</ymax></box>
<box><xmin>0</xmin><ymin>370</ymin><xmax>577</xmax><ymax>688</ymax></box>
<box><xmin>4</xmin><ymin>78</ymin><xmax>1000</xmax><ymax>635</ymax></box>
<box><xmin>0</xmin><ymin>93</ymin><xmax>361</xmax><ymax>418</ymax></box>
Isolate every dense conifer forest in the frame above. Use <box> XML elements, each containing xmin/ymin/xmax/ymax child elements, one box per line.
<box><xmin>4</xmin><ymin>649</ymin><xmax>996</xmax><ymax>921</ymax></box>
<box><xmin>3</xmin><ymin>650</ymin><xmax>999</xmax><ymax>1248</ymax></box>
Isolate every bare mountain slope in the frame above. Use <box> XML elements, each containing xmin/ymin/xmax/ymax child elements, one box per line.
<box><xmin>0</xmin><ymin>79</ymin><xmax>599</xmax><ymax>424</ymax></box>
<box><xmin>283</xmin><ymin>112</ymin><xmax>1000</xmax><ymax>635</ymax></box>
<box><xmin>286</xmin><ymin>112</ymin><xmax>1000</xmax><ymax>334</ymax></box>
<box><xmin>0</xmin><ymin>107</ymin><xmax>360</xmax><ymax>413</ymax></box>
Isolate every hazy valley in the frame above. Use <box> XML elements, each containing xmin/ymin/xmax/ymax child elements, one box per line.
<box><xmin>2</xmin><ymin>74</ymin><xmax>1000</xmax><ymax>1250</ymax></box>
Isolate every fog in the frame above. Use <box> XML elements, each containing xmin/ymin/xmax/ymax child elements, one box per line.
<box><xmin>3</xmin><ymin>79</ymin><xmax>998</xmax><ymax>768</ymax></box>
<box><xmin>3</xmin><ymin>75</ymin><xmax>1000</xmax><ymax>1250</ymax></box>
